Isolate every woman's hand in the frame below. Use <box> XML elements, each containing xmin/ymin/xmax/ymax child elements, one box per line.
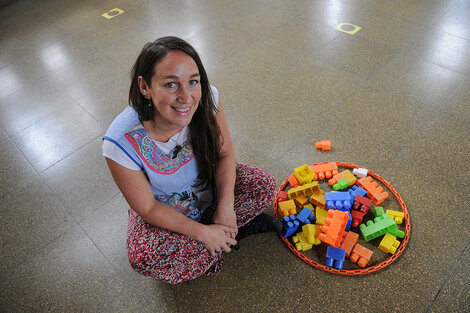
<box><xmin>213</xmin><ymin>204</ymin><xmax>238</xmax><ymax>239</ymax></box>
<box><xmin>198</xmin><ymin>224</ymin><xmax>238</xmax><ymax>256</ymax></box>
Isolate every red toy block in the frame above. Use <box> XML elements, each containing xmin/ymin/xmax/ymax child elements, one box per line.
<box><xmin>319</xmin><ymin>210</ymin><xmax>348</xmax><ymax>248</ymax></box>
<box><xmin>351</xmin><ymin>210</ymin><xmax>366</xmax><ymax>228</ymax></box>
<box><xmin>288</xmin><ymin>173</ymin><xmax>300</xmax><ymax>188</ymax></box>
<box><xmin>276</xmin><ymin>191</ymin><xmax>288</xmax><ymax>203</ymax></box>
<box><xmin>350</xmin><ymin>243</ymin><xmax>373</xmax><ymax>268</ymax></box>
<box><xmin>353</xmin><ymin>194</ymin><xmax>372</xmax><ymax>213</ymax></box>
<box><xmin>309</xmin><ymin>162</ymin><xmax>339</xmax><ymax>181</ymax></box>
<box><xmin>316</xmin><ymin>140</ymin><xmax>331</xmax><ymax>151</ymax></box>
<box><xmin>356</xmin><ymin>176</ymin><xmax>389</xmax><ymax>205</ymax></box>
<box><xmin>340</xmin><ymin>231</ymin><xmax>359</xmax><ymax>258</ymax></box>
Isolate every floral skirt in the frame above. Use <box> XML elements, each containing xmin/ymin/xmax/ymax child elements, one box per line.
<box><xmin>126</xmin><ymin>162</ymin><xmax>277</xmax><ymax>284</ymax></box>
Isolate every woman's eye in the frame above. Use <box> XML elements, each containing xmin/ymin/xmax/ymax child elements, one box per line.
<box><xmin>165</xmin><ymin>82</ymin><xmax>177</xmax><ymax>88</ymax></box>
<box><xmin>189</xmin><ymin>80</ymin><xmax>199</xmax><ymax>86</ymax></box>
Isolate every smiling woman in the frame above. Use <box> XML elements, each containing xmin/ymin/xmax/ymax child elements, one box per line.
<box><xmin>101</xmin><ymin>36</ymin><xmax>282</xmax><ymax>284</ymax></box>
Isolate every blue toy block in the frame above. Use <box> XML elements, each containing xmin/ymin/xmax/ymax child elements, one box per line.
<box><xmin>326</xmin><ymin>246</ymin><xmax>346</xmax><ymax>269</ymax></box>
<box><xmin>345</xmin><ymin>210</ymin><xmax>352</xmax><ymax>231</ymax></box>
<box><xmin>348</xmin><ymin>186</ymin><xmax>367</xmax><ymax>202</ymax></box>
<box><xmin>282</xmin><ymin>215</ymin><xmax>300</xmax><ymax>237</ymax></box>
<box><xmin>296</xmin><ymin>206</ymin><xmax>316</xmax><ymax>224</ymax></box>
<box><xmin>325</xmin><ymin>192</ymin><xmax>352</xmax><ymax>211</ymax></box>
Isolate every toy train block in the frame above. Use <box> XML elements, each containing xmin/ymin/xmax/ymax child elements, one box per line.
<box><xmin>319</xmin><ymin>210</ymin><xmax>349</xmax><ymax>248</ymax></box>
<box><xmin>353</xmin><ymin>194</ymin><xmax>372</xmax><ymax>213</ymax></box>
<box><xmin>288</xmin><ymin>181</ymin><xmax>320</xmax><ymax>200</ymax></box>
<box><xmin>348</xmin><ymin>186</ymin><xmax>367</xmax><ymax>202</ymax></box>
<box><xmin>324</xmin><ymin>192</ymin><xmax>352</xmax><ymax>211</ymax></box>
<box><xmin>350</xmin><ymin>244</ymin><xmax>373</xmax><ymax>268</ymax></box>
<box><xmin>359</xmin><ymin>214</ymin><xmax>405</xmax><ymax>241</ymax></box>
<box><xmin>276</xmin><ymin>190</ymin><xmax>288</xmax><ymax>203</ymax></box>
<box><xmin>379</xmin><ymin>233</ymin><xmax>401</xmax><ymax>254</ymax></box>
<box><xmin>328</xmin><ymin>169</ymin><xmax>357</xmax><ymax>187</ymax></box>
<box><xmin>296</xmin><ymin>206</ymin><xmax>316</xmax><ymax>224</ymax></box>
<box><xmin>278</xmin><ymin>200</ymin><xmax>297</xmax><ymax>218</ymax></box>
<box><xmin>315</xmin><ymin>207</ymin><xmax>329</xmax><ymax>225</ymax></box>
<box><xmin>292</xmin><ymin>224</ymin><xmax>321</xmax><ymax>251</ymax></box>
<box><xmin>316</xmin><ymin>140</ymin><xmax>331</xmax><ymax>151</ymax></box>
<box><xmin>386</xmin><ymin>209</ymin><xmax>405</xmax><ymax>224</ymax></box>
<box><xmin>310</xmin><ymin>192</ymin><xmax>326</xmax><ymax>209</ymax></box>
<box><xmin>351</xmin><ymin>210</ymin><xmax>366</xmax><ymax>228</ymax></box>
<box><xmin>356</xmin><ymin>176</ymin><xmax>389</xmax><ymax>205</ymax></box>
<box><xmin>352</xmin><ymin>168</ymin><xmax>368</xmax><ymax>178</ymax></box>
<box><xmin>294</xmin><ymin>164</ymin><xmax>315</xmax><ymax>185</ymax></box>
<box><xmin>309</xmin><ymin>162</ymin><xmax>338</xmax><ymax>181</ymax></box>
<box><xmin>288</xmin><ymin>173</ymin><xmax>300</xmax><ymax>188</ymax></box>
<box><xmin>326</xmin><ymin>246</ymin><xmax>346</xmax><ymax>269</ymax></box>
<box><xmin>340</xmin><ymin>231</ymin><xmax>359</xmax><ymax>257</ymax></box>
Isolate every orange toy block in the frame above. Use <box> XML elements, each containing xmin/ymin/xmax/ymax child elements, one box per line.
<box><xmin>294</xmin><ymin>164</ymin><xmax>315</xmax><ymax>185</ymax></box>
<box><xmin>319</xmin><ymin>210</ymin><xmax>349</xmax><ymax>248</ymax></box>
<box><xmin>278</xmin><ymin>200</ymin><xmax>297</xmax><ymax>218</ymax></box>
<box><xmin>315</xmin><ymin>207</ymin><xmax>329</xmax><ymax>225</ymax></box>
<box><xmin>310</xmin><ymin>192</ymin><xmax>326</xmax><ymax>209</ymax></box>
<box><xmin>350</xmin><ymin>244</ymin><xmax>373</xmax><ymax>268</ymax></box>
<box><xmin>340</xmin><ymin>231</ymin><xmax>360</xmax><ymax>258</ymax></box>
<box><xmin>288</xmin><ymin>181</ymin><xmax>320</xmax><ymax>200</ymax></box>
<box><xmin>356</xmin><ymin>176</ymin><xmax>389</xmax><ymax>205</ymax></box>
<box><xmin>316</xmin><ymin>140</ymin><xmax>331</xmax><ymax>151</ymax></box>
<box><xmin>294</xmin><ymin>196</ymin><xmax>309</xmax><ymax>208</ymax></box>
<box><xmin>309</xmin><ymin>162</ymin><xmax>338</xmax><ymax>181</ymax></box>
<box><xmin>288</xmin><ymin>173</ymin><xmax>300</xmax><ymax>188</ymax></box>
<box><xmin>328</xmin><ymin>169</ymin><xmax>357</xmax><ymax>187</ymax></box>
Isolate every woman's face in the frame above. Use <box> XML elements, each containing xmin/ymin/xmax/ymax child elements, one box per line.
<box><xmin>143</xmin><ymin>50</ymin><xmax>201</xmax><ymax>131</ymax></box>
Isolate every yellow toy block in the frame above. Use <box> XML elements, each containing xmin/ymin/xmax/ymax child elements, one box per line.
<box><xmin>386</xmin><ymin>209</ymin><xmax>405</xmax><ymax>224</ymax></box>
<box><xmin>315</xmin><ymin>207</ymin><xmax>329</xmax><ymax>225</ymax></box>
<box><xmin>288</xmin><ymin>181</ymin><xmax>320</xmax><ymax>199</ymax></box>
<box><xmin>292</xmin><ymin>224</ymin><xmax>321</xmax><ymax>251</ymax></box>
<box><xmin>310</xmin><ymin>192</ymin><xmax>325</xmax><ymax>209</ymax></box>
<box><xmin>342</xmin><ymin>169</ymin><xmax>357</xmax><ymax>186</ymax></box>
<box><xmin>294</xmin><ymin>196</ymin><xmax>309</xmax><ymax>208</ymax></box>
<box><xmin>294</xmin><ymin>164</ymin><xmax>315</xmax><ymax>185</ymax></box>
<box><xmin>278</xmin><ymin>200</ymin><xmax>297</xmax><ymax>218</ymax></box>
<box><xmin>378</xmin><ymin>233</ymin><xmax>401</xmax><ymax>254</ymax></box>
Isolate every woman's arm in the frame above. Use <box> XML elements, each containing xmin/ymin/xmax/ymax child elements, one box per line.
<box><xmin>105</xmin><ymin>157</ymin><xmax>237</xmax><ymax>255</ymax></box>
<box><xmin>212</xmin><ymin>97</ymin><xmax>238</xmax><ymax>235</ymax></box>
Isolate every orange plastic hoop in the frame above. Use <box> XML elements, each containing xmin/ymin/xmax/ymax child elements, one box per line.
<box><xmin>273</xmin><ymin>162</ymin><xmax>411</xmax><ymax>275</ymax></box>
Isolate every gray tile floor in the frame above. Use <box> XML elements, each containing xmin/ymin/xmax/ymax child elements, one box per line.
<box><xmin>0</xmin><ymin>0</ymin><xmax>469</xmax><ymax>312</ymax></box>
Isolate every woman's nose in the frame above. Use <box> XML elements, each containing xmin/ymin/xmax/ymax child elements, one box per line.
<box><xmin>177</xmin><ymin>86</ymin><xmax>191</xmax><ymax>104</ymax></box>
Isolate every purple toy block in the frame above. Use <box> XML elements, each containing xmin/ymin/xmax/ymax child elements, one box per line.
<box><xmin>326</xmin><ymin>246</ymin><xmax>346</xmax><ymax>269</ymax></box>
<box><xmin>282</xmin><ymin>215</ymin><xmax>300</xmax><ymax>237</ymax></box>
<box><xmin>348</xmin><ymin>186</ymin><xmax>367</xmax><ymax>202</ymax></box>
<box><xmin>325</xmin><ymin>192</ymin><xmax>352</xmax><ymax>211</ymax></box>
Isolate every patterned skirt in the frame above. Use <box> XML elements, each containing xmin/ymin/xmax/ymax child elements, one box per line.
<box><xmin>126</xmin><ymin>162</ymin><xmax>277</xmax><ymax>284</ymax></box>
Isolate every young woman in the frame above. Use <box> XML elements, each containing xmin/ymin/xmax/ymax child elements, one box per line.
<box><xmin>103</xmin><ymin>36</ymin><xmax>281</xmax><ymax>284</ymax></box>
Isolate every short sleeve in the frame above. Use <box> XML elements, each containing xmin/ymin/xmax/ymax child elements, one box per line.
<box><xmin>210</xmin><ymin>85</ymin><xmax>219</xmax><ymax>109</ymax></box>
<box><xmin>102</xmin><ymin>139</ymin><xmax>141</xmax><ymax>170</ymax></box>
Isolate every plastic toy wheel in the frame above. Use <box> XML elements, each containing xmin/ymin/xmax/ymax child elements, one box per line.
<box><xmin>273</xmin><ymin>162</ymin><xmax>411</xmax><ymax>275</ymax></box>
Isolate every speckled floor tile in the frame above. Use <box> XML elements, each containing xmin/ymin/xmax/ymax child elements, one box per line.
<box><xmin>431</xmin><ymin>1</ymin><xmax>470</xmax><ymax>40</ymax></box>
<box><xmin>441</xmin><ymin>75</ymin><xmax>470</xmax><ymax>125</ymax></box>
<box><xmin>429</xmin><ymin>275</ymin><xmax>470</xmax><ymax>313</ymax></box>
<box><xmin>40</xmin><ymin>137</ymin><xmax>119</xmax><ymax>220</ymax></box>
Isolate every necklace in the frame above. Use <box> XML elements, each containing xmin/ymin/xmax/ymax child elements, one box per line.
<box><xmin>150</xmin><ymin>120</ymin><xmax>183</xmax><ymax>159</ymax></box>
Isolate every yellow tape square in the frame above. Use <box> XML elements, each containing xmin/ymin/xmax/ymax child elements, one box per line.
<box><xmin>334</xmin><ymin>22</ymin><xmax>362</xmax><ymax>35</ymax></box>
<box><xmin>102</xmin><ymin>8</ymin><xmax>124</xmax><ymax>19</ymax></box>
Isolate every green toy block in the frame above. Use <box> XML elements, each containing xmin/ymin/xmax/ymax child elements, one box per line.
<box><xmin>372</xmin><ymin>206</ymin><xmax>384</xmax><ymax>217</ymax></box>
<box><xmin>333</xmin><ymin>178</ymin><xmax>349</xmax><ymax>191</ymax></box>
<box><xmin>359</xmin><ymin>214</ymin><xmax>404</xmax><ymax>241</ymax></box>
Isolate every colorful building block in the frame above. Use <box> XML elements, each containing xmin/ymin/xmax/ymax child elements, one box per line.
<box><xmin>350</xmin><ymin>244</ymin><xmax>373</xmax><ymax>268</ymax></box>
<box><xmin>292</xmin><ymin>224</ymin><xmax>321</xmax><ymax>251</ymax></box>
<box><xmin>319</xmin><ymin>210</ymin><xmax>349</xmax><ymax>247</ymax></box>
<box><xmin>296</xmin><ymin>206</ymin><xmax>315</xmax><ymax>224</ymax></box>
<box><xmin>386</xmin><ymin>209</ymin><xmax>405</xmax><ymax>224</ymax></box>
<box><xmin>309</xmin><ymin>162</ymin><xmax>338</xmax><ymax>181</ymax></box>
<box><xmin>282</xmin><ymin>215</ymin><xmax>300</xmax><ymax>237</ymax></box>
<box><xmin>294</xmin><ymin>196</ymin><xmax>309</xmax><ymax>208</ymax></box>
<box><xmin>351</xmin><ymin>195</ymin><xmax>372</xmax><ymax>228</ymax></box>
<box><xmin>276</xmin><ymin>190</ymin><xmax>288</xmax><ymax>203</ymax></box>
<box><xmin>287</xmin><ymin>173</ymin><xmax>300</xmax><ymax>188</ymax></box>
<box><xmin>315</xmin><ymin>207</ymin><xmax>329</xmax><ymax>225</ymax></box>
<box><xmin>326</xmin><ymin>246</ymin><xmax>346</xmax><ymax>269</ymax></box>
<box><xmin>310</xmin><ymin>192</ymin><xmax>326</xmax><ymax>209</ymax></box>
<box><xmin>324</xmin><ymin>192</ymin><xmax>352</xmax><ymax>211</ymax></box>
<box><xmin>357</xmin><ymin>176</ymin><xmax>389</xmax><ymax>205</ymax></box>
<box><xmin>316</xmin><ymin>140</ymin><xmax>331</xmax><ymax>151</ymax></box>
<box><xmin>378</xmin><ymin>233</ymin><xmax>401</xmax><ymax>254</ymax></box>
<box><xmin>351</xmin><ymin>210</ymin><xmax>366</xmax><ymax>228</ymax></box>
<box><xmin>348</xmin><ymin>186</ymin><xmax>367</xmax><ymax>202</ymax></box>
<box><xmin>333</xmin><ymin>178</ymin><xmax>349</xmax><ymax>191</ymax></box>
<box><xmin>340</xmin><ymin>231</ymin><xmax>359</xmax><ymax>257</ymax></box>
<box><xmin>278</xmin><ymin>200</ymin><xmax>297</xmax><ymax>218</ymax></box>
<box><xmin>359</xmin><ymin>214</ymin><xmax>405</xmax><ymax>241</ymax></box>
<box><xmin>372</xmin><ymin>206</ymin><xmax>385</xmax><ymax>217</ymax></box>
<box><xmin>288</xmin><ymin>181</ymin><xmax>320</xmax><ymax>199</ymax></box>
<box><xmin>352</xmin><ymin>168</ymin><xmax>368</xmax><ymax>178</ymax></box>
<box><xmin>294</xmin><ymin>164</ymin><xmax>315</xmax><ymax>185</ymax></box>
<box><xmin>328</xmin><ymin>169</ymin><xmax>357</xmax><ymax>187</ymax></box>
